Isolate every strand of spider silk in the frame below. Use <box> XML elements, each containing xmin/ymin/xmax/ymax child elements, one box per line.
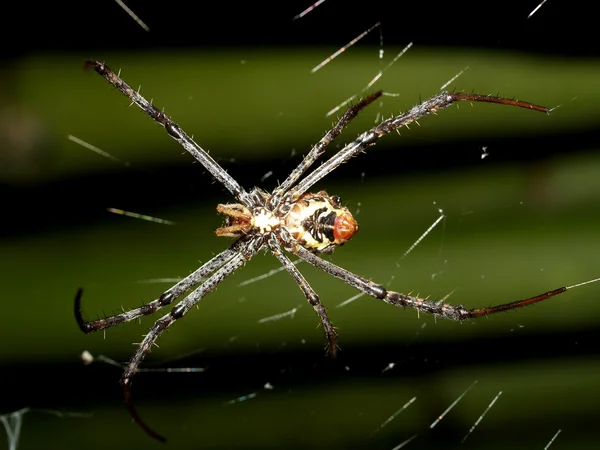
<box><xmin>401</xmin><ymin>212</ymin><xmax>445</xmax><ymax>260</ymax></box>
<box><xmin>311</xmin><ymin>22</ymin><xmax>380</xmax><ymax>73</ymax></box>
<box><xmin>33</xmin><ymin>409</ymin><xmax>91</xmax><ymax>420</ymax></box>
<box><xmin>336</xmin><ymin>211</ymin><xmax>445</xmax><ymax>309</ymax></box>
<box><xmin>327</xmin><ymin>42</ymin><xmax>414</xmax><ymax>117</ymax></box>
<box><xmin>1</xmin><ymin>408</ymin><xmax>91</xmax><ymax>450</ymax></box>
<box><xmin>293</xmin><ymin>0</ymin><xmax>327</xmax><ymax>20</ymax></box>
<box><xmin>381</xmin><ymin>323</ymin><xmax>428</xmax><ymax>373</ymax></box>
<box><xmin>238</xmin><ymin>259</ymin><xmax>303</xmax><ymax>287</ymax></box>
<box><xmin>365</xmin><ymin>41</ymin><xmax>414</xmax><ymax>90</ymax></box>
<box><xmin>67</xmin><ymin>134</ymin><xmax>131</xmax><ymax>166</ymax></box>
<box><xmin>440</xmin><ymin>66</ymin><xmax>469</xmax><ymax>90</ymax></box>
<box><xmin>430</xmin><ymin>380</ymin><xmax>479</xmax><ymax>429</ymax></box>
<box><xmin>224</xmin><ymin>392</ymin><xmax>257</xmax><ymax>405</ymax></box>
<box><xmin>461</xmin><ymin>391</ymin><xmax>503</xmax><ymax>443</ymax></box>
<box><xmin>566</xmin><ymin>276</ymin><xmax>600</xmax><ymax>289</ymax></box>
<box><xmin>543</xmin><ymin>429</ymin><xmax>562</xmax><ymax>450</ymax></box>
<box><xmin>391</xmin><ymin>434</ymin><xmax>418</xmax><ymax>450</ymax></box>
<box><xmin>371</xmin><ymin>396</ymin><xmax>417</xmax><ymax>435</ymax></box>
<box><xmin>106</xmin><ymin>208</ymin><xmax>175</xmax><ymax>225</ymax></box>
<box><xmin>1</xmin><ymin>408</ymin><xmax>27</xmax><ymax>450</ymax></box>
<box><xmin>114</xmin><ymin>0</ymin><xmax>149</xmax><ymax>31</ymax></box>
<box><xmin>336</xmin><ymin>291</ymin><xmax>364</xmax><ymax>308</ymax></box>
<box><xmin>135</xmin><ymin>277</ymin><xmax>181</xmax><ymax>284</ymax></box>
<box><xmin>257</xmin><ymin>305</ymin><xmax>302</xmax><ymax>323</ymax></box>
<box><xmin>325</xmin><ymin>94</ymin><xmax>357</xmax><ymax>118</ymax></box>
<box><xmin>528</xmin><ymin>0</ymin><xmax>548</xmax><ymax>18</ymax></box>
<box><xmin>81</xmin><ymin>351</ymin><xmax>205</xmax><ymax>373</ymax></box>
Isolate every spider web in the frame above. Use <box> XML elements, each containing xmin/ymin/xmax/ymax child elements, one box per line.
<box><xmin>1</xmin><ymin>1</ymin><xmax>599</xmax><ymax>449</ymax></box>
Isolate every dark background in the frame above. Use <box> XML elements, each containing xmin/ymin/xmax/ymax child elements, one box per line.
<box><xmin>1</xmin><ymin>1</ymin><xmax>600</xmax><ymax>449</ymax></box>
<box><xmin>3</xmin><ymin>1</ymin><xmax>597</xmax><ymax>57</ymax></box>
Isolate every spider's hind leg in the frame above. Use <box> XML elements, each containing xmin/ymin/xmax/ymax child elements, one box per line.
<box><xmin>120</xmin><ymin>251</ymin><xmax>249</xmax><ymax>442</ymax></box>
<box><xmin>73</xmin><ymin>246</ymin><xmax>242</xmax><ymax>334</ymax></box>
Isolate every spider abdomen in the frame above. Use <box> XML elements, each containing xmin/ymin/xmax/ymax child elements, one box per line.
<box><xmin>284</xmin><ymin>192</ymin><xmax>358</xmax><ymax>253</ymax></box>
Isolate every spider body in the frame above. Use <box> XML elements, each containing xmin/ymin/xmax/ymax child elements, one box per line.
<box><xmin>76</xmin><ymin>60</ymin><xmax>569</xmax><ymax>442</ymax></box>
<box><xmin>217</xmin><ymin>189</ymin><xmax>357</xmax><ymax>253</ymax></box>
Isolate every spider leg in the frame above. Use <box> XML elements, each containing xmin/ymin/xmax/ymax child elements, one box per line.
<box><xmin>269</xmin><ymin>241</ymin><xmax>338</xmax><ymax>357</ymax></box>
<box><xmin>84</xmin><ymin>60</ymin><xmax>251</xmax><ymax>205</ymax></box>
<box><xmin>121</xmin><ymin>249</ymin><xmax>250</xmax><ymax>442</ymax></box>
<box><xmin>290</xmin><ymin>244</ymin><xmax>567</xmax><ymax>322</ymax></box>
<box><xmin>75</xmin><ymin>242</ymin><xmax>244</xmax><ymax>333</ymax></box>
<box><xmin>292</xmin><ymin>91</ymin><xmax>548</xmax><ymax>197</ymax></box>
<box><xmin>270</xmin><ymin>91</ymin><xmax>382</xmax><ymax>208</ymax></box>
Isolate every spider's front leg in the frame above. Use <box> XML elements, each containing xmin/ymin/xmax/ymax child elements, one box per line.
<box><xmin>269</xmin><ymin>91</ymin><xmax>383</xmax><ymax>208</ymax></box>
<box><xmin>84</xmin><ymin>60</ymin><xmax>251</xmax><ymax>205</ymax></box>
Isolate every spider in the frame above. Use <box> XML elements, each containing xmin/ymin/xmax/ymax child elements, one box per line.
<box><xmin>76</xmin><ymin>60</ymin><xmax>566</xmax><ymax>442</ymax></box>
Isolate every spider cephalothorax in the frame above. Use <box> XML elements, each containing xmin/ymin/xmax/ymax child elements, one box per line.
<box><xmin>76</xmin><ymin>60</ymin><xmax>576</xmax><ymax>442</ymax></box>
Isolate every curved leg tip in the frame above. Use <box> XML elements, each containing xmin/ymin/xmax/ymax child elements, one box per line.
<box><xmin>122</xmin><ymin>383</ymin><xmax>167</xmax><ymax>442</ymax></box>
<box><xmin>74</xmin><ymin>288</ymin><xmax>91</xmax><ymax>334</ymax></box>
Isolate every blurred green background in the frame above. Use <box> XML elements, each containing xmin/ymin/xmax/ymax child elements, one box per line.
<box><xmin>2</xmin><ymin>2</ymin><xmax>600</xmax><ymax>450</ymax></box>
